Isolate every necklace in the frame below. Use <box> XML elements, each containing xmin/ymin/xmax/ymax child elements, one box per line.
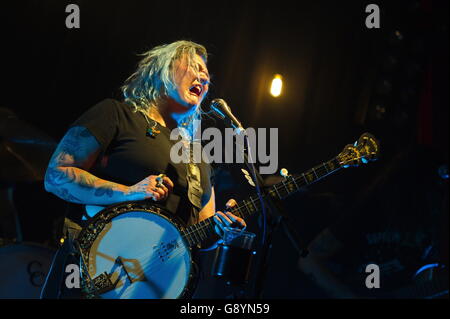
<box><xmin>143</xmin><ymin>114</ymin><xmax>161</xmax><ymax>138</ymax></box>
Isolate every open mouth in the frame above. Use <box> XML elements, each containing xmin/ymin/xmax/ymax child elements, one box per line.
<box><xmin>189</xmin><ymin>84</ymin><xmax>202</xmax><ymax>97</ymax></box>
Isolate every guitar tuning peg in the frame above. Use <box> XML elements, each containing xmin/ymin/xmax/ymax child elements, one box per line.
<box><xmin>280</xmin><ymin>168</ymin><xmax>289</xmax><ymax>178</ymax></box>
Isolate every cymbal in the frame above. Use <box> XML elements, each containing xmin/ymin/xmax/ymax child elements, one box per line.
<box><xmin>0</xmin><ymin>108</ymin><xmax>57</xmax><ymax>145</ymax></box>
<box><xmin>0</xmin><ymin>107</ymin><xmax>57</xmax><ymax>183</ymax></box>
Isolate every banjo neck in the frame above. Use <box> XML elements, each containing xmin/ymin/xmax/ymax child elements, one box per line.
<box><xmin>180</xmin><ymin>132</ymin><xmax>380</xmax><ymax>248</ymax></box>
<box><xmin>180</xmin><ymin>157</ymin><xmax>342</xmax><ymax>248</ymax></box>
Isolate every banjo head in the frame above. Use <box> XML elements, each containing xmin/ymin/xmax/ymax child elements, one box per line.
<box><xmin>77</xmin><ymin>202</ymin><xmax>195</xmax><ymax>299</ymax></box>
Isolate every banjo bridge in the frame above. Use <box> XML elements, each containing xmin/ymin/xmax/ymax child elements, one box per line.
<box><xmin>83</xmin><ymin>256</ymin><xmax>143</xmax><ymax>298</ymax></box>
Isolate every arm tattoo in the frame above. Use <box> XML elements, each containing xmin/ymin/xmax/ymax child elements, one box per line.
<box><xmin>94</xmin><ymin>187</ymin><xmax>114</xmax><ymax>198</ymax></box>
<box><xmin>46</xmin><ymin>126</ymin><xmax>131</xmax><ymax>204</ymax></box>
<box><xmin>45</xmin><ymin>126</ymin><xmax>119</xmax><ymax>203</ymax></box>
<box><xmin>76</xmin><ymin>169</ymin><xmax>101</xmax><ymax>189</ymax></box>
<box><xmin>57</xmin><ymin>127</ymin><xmax>93</xmax><ymax>162</ymax></box>
<box><xmin>45</xmin><ymin>167</ymin><xmax>75</xmax><ymax>187</ymax></box>
<box><xmin>55</xmin><ymin>188</ymin><xmax>83</xmax><ymax>203</ymax></box>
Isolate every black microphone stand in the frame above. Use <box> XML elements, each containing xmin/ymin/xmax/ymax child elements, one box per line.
<box><xmin>237</xmin><ymin>132</ymin><xmax>309</xmax><ymax>299</ymax></box>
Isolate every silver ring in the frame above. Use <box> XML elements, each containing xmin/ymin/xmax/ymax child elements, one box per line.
<box><xmin>156</xmin><ymin>174</ymin><xmax>166</xmax><ymax>187</ymax></box>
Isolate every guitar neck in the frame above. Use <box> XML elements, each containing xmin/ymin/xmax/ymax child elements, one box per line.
<box><xmin>181</xmin><ymin>157</ymin><xmax>342</xmax><ymax>248</ymax></box>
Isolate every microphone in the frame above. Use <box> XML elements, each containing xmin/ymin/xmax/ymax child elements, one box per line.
<box><xmin>210</xmin><ymin>98</ymin><xmax>245</xmax><ymax>134</ymax></box>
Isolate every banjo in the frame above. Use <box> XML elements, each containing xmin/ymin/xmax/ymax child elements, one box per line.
<box><xmin>76</xmin><ymin>133</ymin><xmax>380</xmax><ymax>299</ymax></box>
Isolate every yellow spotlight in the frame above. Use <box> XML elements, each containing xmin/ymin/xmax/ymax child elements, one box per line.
<box><xmin>270</xmin><ymin>74</ymin><xmax>283</xmax><ymax>97</ymax></box>
<box><xmin>60</xmin><ymin>237</ymin><xmax>65</xmax><ymax>245</ymax></box>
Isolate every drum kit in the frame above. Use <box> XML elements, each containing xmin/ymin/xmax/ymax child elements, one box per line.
<box><xmin>0</xmin><ymin>107</ymin><xmax>62</xmax><ymax>298</ymax></box>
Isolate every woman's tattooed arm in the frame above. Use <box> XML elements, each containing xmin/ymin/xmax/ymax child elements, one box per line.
<box><xmin>44</xmin><ymin>126</ymin><xmax>133</xmax><ymax>205</ymax></box>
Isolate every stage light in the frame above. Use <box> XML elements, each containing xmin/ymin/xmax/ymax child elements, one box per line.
<box><xmin>270</xmin><ymin>74</ymin><xmax>283</xmax><ymax>97</ymax></box>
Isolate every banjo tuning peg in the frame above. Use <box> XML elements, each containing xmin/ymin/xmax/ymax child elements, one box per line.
<box><xmin>280</xmin><ymin>168</ymin><xmax>289</xmax><ymax>179</ymax></box>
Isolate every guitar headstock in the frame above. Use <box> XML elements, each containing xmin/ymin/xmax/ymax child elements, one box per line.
<box><xmin>337</xmin><ymin>133</ymin><xmax>380</xmax><ymax>168</ymax></box>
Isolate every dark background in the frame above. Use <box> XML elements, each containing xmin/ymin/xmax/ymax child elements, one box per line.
<box><xmin>0</xmin><ymin>0</ymin><xmax>448</xmax><ymax>298</ymax></box>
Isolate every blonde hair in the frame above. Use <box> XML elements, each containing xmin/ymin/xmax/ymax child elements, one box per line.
<box><xmin>121</xmin><ymin>40</ymin><xmax>208</xmax><ymax>141</ymax></box>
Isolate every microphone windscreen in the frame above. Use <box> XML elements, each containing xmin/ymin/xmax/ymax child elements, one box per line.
<box><xmin>210</xmin><ymin>99</ymin><xmax>227</xmax><ymax>119</ymax></box>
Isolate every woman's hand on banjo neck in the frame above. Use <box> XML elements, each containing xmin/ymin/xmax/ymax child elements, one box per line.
<box><xmin>214</xmin><ymin>199</ymin><xmax>247</xmax><ymax>236</ymax></box>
